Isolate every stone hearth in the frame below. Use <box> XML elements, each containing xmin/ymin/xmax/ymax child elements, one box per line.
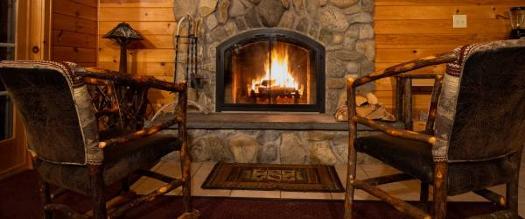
<box><xmin>170</xmin><ymin>0</ymin><xmax>376</xmax><ymax>165</ymax></box>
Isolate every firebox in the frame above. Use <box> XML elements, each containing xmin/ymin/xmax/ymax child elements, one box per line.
<box><xmin>216</xmin><ymin>29</ymin><xmax>325</xmax><ymax>112</ymax></box>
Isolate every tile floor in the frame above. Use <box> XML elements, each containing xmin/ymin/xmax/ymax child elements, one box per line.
<box><xmin>131</xmin><ymin>155</ymin><xmax>525</xmax><ymax>216</ymax></box>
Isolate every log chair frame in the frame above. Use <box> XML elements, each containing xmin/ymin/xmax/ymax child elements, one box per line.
<box><xmin>344</xmin><ymin>46</ymin><xmax>524</xmax><ymax>219</ymax></box>
<box><xmin>34</xmin><ymin>67</ymin><xmax>196</xmax><ymax>219</ymax></box>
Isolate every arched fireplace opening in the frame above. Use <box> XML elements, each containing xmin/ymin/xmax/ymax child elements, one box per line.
<box><xmin>216</xmin><ymin>29</ymin><xmax>325</xmax><ymax>112</ymax></box>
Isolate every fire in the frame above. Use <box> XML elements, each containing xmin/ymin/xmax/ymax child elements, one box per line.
<box><xmin>250</xmin><ymin>45</ymin><xmax>303</xmax><ymax>95</ymax></box>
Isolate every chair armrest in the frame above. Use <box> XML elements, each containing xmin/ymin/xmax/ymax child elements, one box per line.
<box><xmin>353</xmin><ymin>115</ymin><xmax>437</xmax><ymax>145</ymax></box>
<box><xmin>97</xmin><ymin>116</ymin><xmax>182</xmax><ymax>149</ymax></box>
<box><xmin>75</xmin><ymin>67</ymin><xmax>187</xmax><ymax>93</ymax></box>
<box><xmin>349</xmin><ymin>51</ymin><xmax>456</xmax><ymax>88</ymax></box>
<box><xmin>396</xmin><ymin>72</ymin><xmax>443</xmax><ymax>79</ymax></box>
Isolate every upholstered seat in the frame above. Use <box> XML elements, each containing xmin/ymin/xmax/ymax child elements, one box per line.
<box><xmin>36</xmin><ymin>134</ymin><xmax>181</xmax><ymax>195</ymax></box>
<box><xmin>358</xmin><ymin>134</ymin><xmax>515</xmax><ymax>195</ymax></box>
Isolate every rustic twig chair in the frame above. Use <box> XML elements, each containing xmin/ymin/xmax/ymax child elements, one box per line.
<box><xmin>0</xmin><ymin>61</ymin><xmax>197</xmax><ymax>219</ymax></box>
<box><xmin>344</xmin><ymin>39</ymin><xmax>525</xmax><ymax>219</ymax></box>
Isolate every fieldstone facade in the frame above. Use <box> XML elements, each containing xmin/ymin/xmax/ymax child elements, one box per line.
<box><xmin>174</xmin><ymin>0</ymin><xmax>375</xmax><ymax>114</ymax></box>
<box><xmin>171</xmin><ymin>0</ymin><xmax>377</xmax><ymax>165</ymax></box>
<box><xmin>187</xmin><ymin>129</ymin><xmax>380</xmax><ymax>165</ymax></box>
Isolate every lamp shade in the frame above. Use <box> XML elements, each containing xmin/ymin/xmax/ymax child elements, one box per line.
<box><xmin>103</xmin><ymin>22</ymin><xmax>143</xmax><ymax>43</ymax></box>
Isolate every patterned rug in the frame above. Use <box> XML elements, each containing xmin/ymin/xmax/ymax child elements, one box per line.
<box><xmin>202</xmin><ymin>162</ymin><xmax>344</xmax><ymax>192</ymax></box>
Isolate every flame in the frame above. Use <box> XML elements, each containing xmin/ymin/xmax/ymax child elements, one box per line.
<box><xmin>250</xmin><ymin>46</ymin><xmax>302</xmax><ymax>95</ymax></box>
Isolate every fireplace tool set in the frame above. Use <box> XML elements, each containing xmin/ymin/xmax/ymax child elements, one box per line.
<box><xmin>174</xmin><ymin>15</ymin><xmax>202</xmax><ymax>88</ymax></box>
<box><xmin>151</xmin><ymin>15</ymin><xmax>207</xmax><ymax>122</ymax></box>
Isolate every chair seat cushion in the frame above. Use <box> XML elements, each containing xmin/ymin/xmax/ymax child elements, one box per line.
<box><xmin>35</xmin><ymin>133</ymin><xmax>181</xmax><ymax>195</ymax></box>
<box><xmin>356</xmin><ymin>133</ymin><xmax>435</xmax><ymax>183</ymax></box>
<box><xmin>357</xmin><ymin>133</ymin><xmax>515</xmax><ymax>195</ymax></box>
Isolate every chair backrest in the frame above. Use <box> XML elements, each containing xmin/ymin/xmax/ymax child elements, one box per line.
<box><xmin>0</xmin><ymin>61</ymin><xmax>99</xmax><ymax>165</ymax></box>
<box><xmin>434</xmin><ymin>40</ymin><xmax>525</xmax><ymax>162</ymax></box>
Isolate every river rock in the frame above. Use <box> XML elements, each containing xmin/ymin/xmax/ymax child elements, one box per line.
<box><xmin>199</xmin><ymin>0</ymin><xmax>218</xmax><ymax>17</ymax></box>
<box><xmin>229</xmin><ymin>0</ymin><xmax>251</xmax><ymax>17</ymax></box>
<box><xmin>306</xmin><ymin>131</ymin><xmax>335</xmax><ymax>141</ymax></box>
<box><xmin>258</xmin><ymin>141</ymin><xmax>279</xmax><ymax>163</ymax></box>
<box><xmin>278</xmin><ymin>9</ymin><xmax>296</xmax><ymax>28</ymax></box>
<box><xmin>320</xmin><ymin>6</ymin><xmax>349</xmax><ymax>32</ymax></box>
<box><xmin>191</xmin><ymin>134</ymin><xmax>233</xmax><ymax>162</ymax></box>
<box><xmin>217</xmin><ymin>0</ymin><xmax>231</xmax><ymax>24</ymax></box>
<box><xmin>348</xmin><ymin>12</ymin><xmax>373</xmax><ymax>24</ymax></box>
<box><xmin>206</xmin><ymin>14</ymin><xmax>218</xmax><ymax>30</ymax></box>
<box><xmin>330</xmin><ymin>0</ymin><xmax>358</xmax><ymax>8</ymax></box>
<box><xmin>174</xmin><ymin>0</ymin><xmax>199</xmax><ymax>20</ymax></box>
<box><xmin>280</xmin><ymin>133</ymin><xmax>306</xmax><ymax>164</ymax></box>
<box><xmin>256</xmin><ymin>0</ymin><xmax>286</xmax><ymax>27</ymax></box>
<box><xmin>310</xmin><ymin>141</ymin><xmax>338</xmax><ymax>165</ymax></box>
<box><xmin>228</xmin><ymin>133</ymin><xmax>260</xmax><ymax>163</ymax></box>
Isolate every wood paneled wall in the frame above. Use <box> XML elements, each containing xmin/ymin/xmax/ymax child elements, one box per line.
<box><xmin>52</xmin><ymin>0</ymin><xmax>98</xmax><ymax>66</ymax></box>
<box><xmin>97</xmin><ymin>0</ymin><xmax>523</xmax><ymax>111</ymax></box>
<box><xmin>98</xmin><ymin>0</ymin><xmax>175</xmax><ymax>105</ymax></box>
<box><xmin>375</xmin><ymin>0</ymin><xmax>522</xmax><ymax>115</ymax></box>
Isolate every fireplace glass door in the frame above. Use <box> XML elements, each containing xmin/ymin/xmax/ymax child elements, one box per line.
<box><xmin>217</xmin><ymin>30</ymin><xmax>325</xmax><ymax>112</ymax></box>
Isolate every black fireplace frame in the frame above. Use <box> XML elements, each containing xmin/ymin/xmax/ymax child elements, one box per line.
<box><xmin>216</xmin><ymin>29</ymin><xmax>325</xmax><ymax>112</ymax></box>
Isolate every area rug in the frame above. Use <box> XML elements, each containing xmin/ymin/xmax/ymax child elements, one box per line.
<box><xmin>202</xmin><ymin>162</ymin><xmax>344</xmax><ymax>192</ymax></box>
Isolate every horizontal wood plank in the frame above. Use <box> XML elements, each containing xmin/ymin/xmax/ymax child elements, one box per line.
<box><xmin>98</xmin><ymin>61</ymin><xmax>175</xmax><ymax>76</ymax></box>
<box><xmin>376</xmin><ymin>33</ymin><xmax>509</xmax><ymax>48</ymax></box>
<box><xmin>53</xmin><ymin>31</ymin><xmax>97</xmax><ymax>48</ymax></box>
<box><xmin>99</xmin><ymin>7</ymin><xmax>175</xmax><ymax>21</ymax></box>
<box><xmin>376</xmin><ymin>48</ymin><xmax>456</xmax><ymax>62</ymax></box>
<box><xmin>99</xmin><ymin>48</ymin><xmax>174</xmax><ymax>63</ymax></box>
<box><xmin>71</xmin><ymin>0</ymin><xmax>97</xmax><ymax>7</ymax></box>
<box><xmin>53</xmin><ymin>47</ymin><xmax>97</xmax><ymax>63</ymax></box>
<box><xmin>376</xmin><ymin>5</ymin><xmax>516</xmax><ymax>20</ymax></box>
<box><xmin>99</xmin><ymin>21</ymin><xmax>176</xmax><ymax>35</ymax></box>
<box><xmin>375</xmin><ymin>0</ymin><xmax>525</xmax><ymax>6</ymax></box>
<box><xmin>100</xmin><ymin>0</ymin><xmax>172</xmax><ymax>8</ymax></box>
<box><xmin>53</xmin><ymin>13</ymin><xmax>97</xmax><ymax>34</ymax></box>
<box><xmin>375</xmin><ymin>19</ymin><xmax>511</xmax><ymax>34</ymax></box>
<box><xmin>53</xmin><ymin>0</ymin><xmax>97</xmax><ymax>21</ymax></box>
<box><xmin>99</xmin><ymin>34</ymin><xmax>174</xmax><ymax>49</ymax></box>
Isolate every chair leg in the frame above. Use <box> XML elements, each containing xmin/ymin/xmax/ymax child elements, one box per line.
<box><xmin>506</xmin><ymin>162</ymin><xmax>520</xmax><ymax>216</ymax></box>
<box><xmin>40</xmin><ymin>181</ymin><xmax>53</xmax><ymax>219</ymax></box>
<box><xmin>344</xmin><ymin>146</ymin><xmax>357</xmax><ymax>219</ymax></box>
<box><xmin>181</xmin><ymin>146</ymin><xmax>192</xmax><ymax>213</ymax></box>
<box><xmin>420</xmin><ymin>182</ymin><xmax>430</xmax><ymax>212</ymax></box>
<box><xmin>432</xmin><ymin>162</ymin><xmax>448</xmax><ymax>219</ymax></box>
<box><xmin>420</xmin><ymin>182</ymin><xmax>429</xmax><ymax>202</ymax></box>
<box><xmin>89</xmin><ymin>165</ymin><xmax>107</xmax><ymax>219</ymax></box>
<box><xmin>344</xmin><ymin>85</ymin><xmax>358</xmax><ymax>219</ymax></box>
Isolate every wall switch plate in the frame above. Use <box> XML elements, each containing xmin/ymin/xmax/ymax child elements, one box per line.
<box><xmin>453</xmin><ymin>14</ymin><xmax>467</xmax><ymax>28</ymax></box>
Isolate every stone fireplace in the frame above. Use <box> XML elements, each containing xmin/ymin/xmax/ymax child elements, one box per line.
<box><xmin>170</xmin><ymin>0</ymin><xmax>376</xmax><ymax>165</ymax></box>
<box><xmin>216</xmin><ymin>29</ymin><xmax>325</xmax><ymax>112</ymax></box>
<box><xmin>174</xmin><ymin>0</ymin><xmax>375</xmax><ymax>114</ymax></box>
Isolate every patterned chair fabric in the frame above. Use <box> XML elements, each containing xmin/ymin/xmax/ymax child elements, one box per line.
<box><xmin>435</xmin><ymin>40</ymin><xmax>525</xmax><ymax>162</ymax></box>
<box><xmin>0</xmin><ymin>61</ymin><xmax>100</xmax><ymax>165</ymax></box>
